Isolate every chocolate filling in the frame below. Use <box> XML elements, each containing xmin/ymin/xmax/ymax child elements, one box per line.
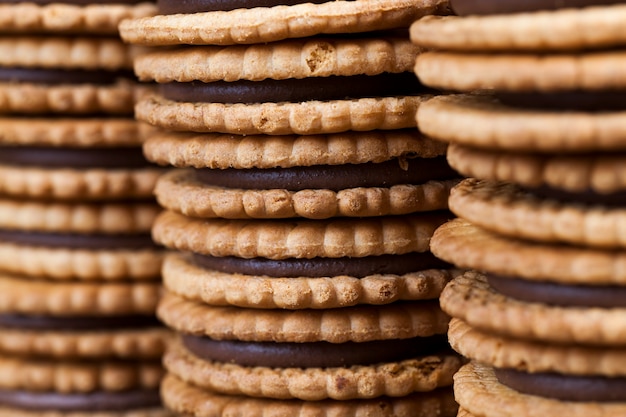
<box><xmin>450</xmin><ymin>0</ymin><xmax>624</xmax><ymax>16</ymax></box>
<box><xmin>182</xmin><ymin>333</ymin><xmax>448</xmax><ymax>368</ymax></box>
<box><xmin>495</xmin><ymin>91</ymin><xmax>626</xmax><ymax>112</ymax></box>
<box><xmin>192</xmin><ymin>252</ymin><xmax>449</xmax><ymax>278</ymax></box>
<box><xmin>0</xmin><ymin>146</ymin><xmax>152</xmax><ymax>169</ymax></box>
<box><xmin>194</xmin><ymin>156</ymin><xmax>458</xmax><ymax>192</ymax></box>
<box><xmin>487</xmin><ymin>274</ymin><xmax>626</xmax><ymax>308</ymax></box>
<box><xmin>494</xmin><ymin>368</ymin><xmax>626</xmax><ymax>402</ymax></box>
<box><xmin>524</xmin><ymin>184</ymin><xmax>626</xmax><ymax>207</ymax></box>
<box><xmin>159</xmin><ymin>73</ymin><xmax>427</xmax><ymax>104</ymax></box>
<box><xmin>157</xmin><ymin>0</ymin><xmax>328</xmax><ymax>14</ymax></box>
<box><xmin>0</xmin><ymin>67</ymin><xmax>134</xmax><ymax>86</ymax></box>
<box><xmin>0</xmin><ymin>314</ymin><xmax>161</xmax><ymax>330</ymax></box>
<box><xmin>0</xmin><ymin>388</ymin><xmax>160</xmax><ymax>412</ymax></box>
<box><xmin>0</xmin><ymin>229</ymin><xmax>156</xmax><ymax>249</ymax></box>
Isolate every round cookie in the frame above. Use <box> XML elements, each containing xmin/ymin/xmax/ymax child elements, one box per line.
<box><xmin>119</xmin><ymin>0</ymin><xmax>450</xmax><ymax>46</ymax></box>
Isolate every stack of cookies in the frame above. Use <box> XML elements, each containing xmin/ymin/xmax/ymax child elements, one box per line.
<box><xmin>119</xmin><ymin>1</ymin><xmax>466</xmax><ymax>416</ymax></box>
<box><xmin>410</xmin><ymin>1</ymin><xmax>626</xmax><ymax>416</ymax></box>
<box><xmin>0</xmin><ymin>1</ymin><xmax>173</xmax><ymax>415</ymax></box>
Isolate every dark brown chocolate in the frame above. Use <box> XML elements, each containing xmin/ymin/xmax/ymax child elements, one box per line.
<box><xmin>0</xmin><ymin>67</ymin><xmax>134</xmax><ymax>86</ymax></box>
<box><xmin>524</xmin><ymin>184</ymin><xmax>626</xmax><ymax>207</ymax></box>
<box><xmin>0</xmin><ymin>146</ymin><xmax>153</xmax><ymax>169</ymax></box>
<box><xmin>157</xmin><ymin>0</ymin><xmax>327</xmax><ymax>14</ymax></box>
<box><xmin>450</xmin><ymin>0</ymin><xmax>623</xmax><ymax>16</ymax></box>
<box><xmin>487</xmin><ymin>274</ymin><xmax>626</xmax><ymax>308</ymax></box>
<box><xmin>0</xmin><ymin>314</ymin><xmax>161</xmax><ymax>330</ymax></box>
<box><xmin>0</xmin><ymin>229</ymin><xmax>156</xmax><ymax>249</ymax></box>
<box><xmin>494</xmin><ymin>368</ymin><xmax>626</xmax><ymax>402</ymax></box>
<box><xmin>193</xmin><ymin>156</ymin><xmax>458</xmax><ymax>192</ymax></box>
<box><xmin>0</xmin><ymin>389</ymin><xmax>160</xmax><ymax>412</ymax></box>
<box><xmin>182</xmin><ymin>332</ymin><xmax>448</xmax><ymax>368</ymax></box>
<box><xmin>192</xmin><ymin>252</ymin><xmax>450</xmax><ymax>278</ymax></box>
<box><xmin>496</xmin><ymin>91</ymin><xmax>626</xmax><ymax>111</ymax></box>
<box><xmin>159</xmin><ymin>73</ymin><xmax>427</xmax><ymax>104</ymax></box>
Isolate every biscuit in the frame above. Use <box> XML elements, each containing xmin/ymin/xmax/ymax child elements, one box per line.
<box><xmin>162</xmin><ymin>373</ymin><xmax>458</xmax><ymax>417</ymax></box>
<box><xmin>0</xmin><ymin>2</ymin><xmax>157</xmax><ymax>34</ymax></box>
<box><xmin>153</xmin><ymin>209</ymin><xmax>449</xmax><ymax>259</ymax></box>
<box><xmin>119</xmin><ymin>0</ymin><xmax>449</xmax><ymax>46</ymax></box>
<box><xmin>416</xmin><ymin>94</ymin><xmax>626</xmax><ymax>152</ymax></box>
<box><xmin>410</xmin><ymin>5</ymin><xmax>626</xmax><ymax>52</ymax></box>
<box><xmin>162</xmin><ymin>253</ymin><xmax>456</xmax><ymax>309</ymax></box>
<box><xmin>448</xmin><ymin>178</ymin><xmax>626</xmax><ymax>248</ymax></box>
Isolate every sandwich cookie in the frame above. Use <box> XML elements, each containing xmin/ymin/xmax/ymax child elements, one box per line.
<box><xmin>133</xmin><ymin>36</ymin><xmax>433</xmax><ymax>135</ymax></box>
<box><xmin>119</xmin><ymin>0</ymin><xmax>450</xmax><ymax>46</ymax></box>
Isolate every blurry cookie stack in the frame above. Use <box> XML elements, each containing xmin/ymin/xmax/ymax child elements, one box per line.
<box><xmin>411</xmin><ymin>1</ymin><xmax>626</xmax><ymax>416</ymax></box>
<box><xmin>0</xmin><ymin>1</ymin><xmax>172</xmax><ymax>415</ymax></box>
<box><xmin>119</xmin><ymin>1</ymin><xmax>466</xmax><ymax>416</ymax></box>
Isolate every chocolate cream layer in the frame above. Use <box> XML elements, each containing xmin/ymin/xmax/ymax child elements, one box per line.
<box><xmin>0</xmin><ymin>313</ymin><xmax>161</xmax><ymax>330</ymax></box>
<box><xmin>194</xmin><ymin>156</ymin><xmax>458</xmax><ymax>192</ymax></box>
<box><xmin>451</xmin><ymin>0</ymin><xmax>623</xmax><ymax>15</ymax></box>
<box><xmin>182</xmin><ymin>331</ymin><xmax>448</xmax><ymax>368</ymax></box>
<box><xmin>0</xmin><ymin>146</ymin><xmax>152</xmax><ymax>169</ymax></box>
<box><xmin>487</xmin><ymin>274</ymin><xmax>626</xmax><ymax>308</ymax></box>
<box><xmin>494</xmin><ymin>368</ymin><xmax>626</xmax><ymax>402</ymax></box>
<box><xmin>0</xmin><ymin>229</ymin><xmax>156</xmax><ymax>249</ymax></box>
<box><xmin>0</xmin><ymin>389</ymin><xmax>161</xmax><ymax>412</ymax></box>
<box><xmin>0</xmin><ymin>67</ymin><xmax>134</xmax><ymax>86</ymax></box>
<box><xmin>523</xmin><ymin>183</ymin><xmax>626</xmax><ymax>207</ymax></box>
<box><xmin>494</xmin><ymin>91</ymin><xmax>626</xmax><ymax>112</ymax></box>
<box><xmin>157</xmin><ymin>0</ymin><xmax>328</xmax><ymax>14</ymax></box>
<box><xmin>160</xmin><ymin>73</ymin><xmax>428</xmax><ymax>104</ymax></box>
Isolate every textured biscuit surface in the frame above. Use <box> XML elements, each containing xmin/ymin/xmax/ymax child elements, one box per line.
<box><xmin>431</xmin><ymin>218</ymin><xmax>626</xmax><ymax>284</ymax></box>
<box><xmin>448</xmin><ymin>178</ymin><xmax>626</xmax><ymax>248</ymax></box>
<box><xmin>162</xmin><ymin>373</ymin><xmax>458</xmax><ymax>417</ymax></box>
<box><xmin>440</xmin><ymin>272</ymin><xmax>626</xmax><ymax>346</ymax></box>
<box><xmin>417</xmin><ymin>94</ymin><xmax>626</xmax><ymax>152</ymax></box>
<box><xmin>137</xmin><ymin>94</ymin><xmax>427</xmax><ymax>135</ymax></box>
<box><xmin>410</xmin><ymin>5</ymin><xmax>626</xmax><ymax>52</ymax></box>
<box><xmin>120</xmin><ymin>0</ymin><xmax>448</xmax><ymax>46</ymax></box>
<box><xmin>142</xmin><ymin>129</ymin><xmax>447</xmax><ymax>169</ymax></box>
<box><xmin>158</xmin><ymin>292</ymin><xmax>450</xmax><ymax>343</ymax></box>
<box><xmin>454</xmin><ymin>362</ymin><xmax>626</xmax><ymax>417</ymax></box>
<box><xmin>162</xmin><ymin>253</ymin><xmax>455</xmax><ymax>309</ymax></box>
<box><xmin>448</xmin><ymin>318</ymin><xmax>626</xmax><ymax>377</ymax></box>
<box><xmin>135</xmin><ymin>37</ymin><xmax>420</xmax><ymax>83</ymax></box>
<box><xmin>0</xmin><ymin>2</ymin><xmax>157</xmax><ymax>34</ymax></box>
<box><xmin>165</xmin><ymin>339</ymin><xmax>461</xmax><ymax>400</ymax></box>
<box><xmin>154</xmin><ymin>170</ymin><xmax>456</xmax><ymax>219</ymax></box>
<box><xmin>153</xmin><ymin>210</ymin><xmax>448</xmax><ymax>259</ymax></box>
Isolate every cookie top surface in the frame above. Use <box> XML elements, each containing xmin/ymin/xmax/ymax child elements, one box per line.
<box><xmin>448</xmin><ymin>178</ymin><xmax>626</xmax><ymax>249</ymax></box>
<box><xmin>448</xmin><ymin>318</ymin><xmax>626</xmax><ymax>377</ymax></box>
<box><xmin>431</xmin><ymin>218</ymin><xmax>626</xmax><ymax>285</ymax></box>
<box><xmin>152</xmin><ymin>209</ymin><xmax>450</xmax><ymax>259</ymax></box>
<box><xmin>135</xmin><ymin>36</ymin><xmax>421</xmax><ymax>83</ymax></box>
<box><xmin>120</xmin><ymin>0</ymin><xmax>448</xmax><ymax>46</ymax></box>
<box><xmin>0</xmin><ymin>1</ymin><xmax>157</xmax><ymax>34</ymax></box>
<box><xmin>417</xmin><ymin>94</ymin><xmax>626</xmax><ymax>152</ymax></box>
<box><xmin>410</xmin><ymin>4</ymin><xmax>626</xmax><ymax>52</ymax></box>
<box><xmin>440</xmin><ymin>271</ymin><xmax>626</xmax><ymax>346</ymax></box>
<box><xmin>415</xmin><ymin>51</ymin><xmax>626</xmax><ymax>93</ymax></box>
<box><xmin>158</xmin><ymin>291</ymin><xmax>450</xmax><ymax>343</ymax></box>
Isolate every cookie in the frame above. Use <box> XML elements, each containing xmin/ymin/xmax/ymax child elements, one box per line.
<box><xmin>448</xmin><ymin>178</ymin><xmax>626</xmax><ymax>248</ymax></box>
<box><xmin>119</xmin><ymin>0</ymin><xmax>449</xmax><ymax>46</ymax></box>
<box><xmin>410</xmin><ymin>3</ymin><xmax>626</xmax><ymax>52</ymax></box>
<box><xmin>0</xmin><ymin>1</ymin><xmax>157</xmax><ymax>35</ymax></box>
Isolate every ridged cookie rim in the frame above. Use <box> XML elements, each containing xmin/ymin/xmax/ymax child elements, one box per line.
<box><xmin>431</xmin><ymin>218</ymin><xmax>626</xmax><ymax>284</ymax></box>
<box><xmin>417</xmin><ymin>94</ymin><xmax>626</xmax><ymax>152</ymax></box>
<box><xmin>164</xmin><ymin>339</ymin><xmax>460</xmax><ymax>400</ymax></box>
<box><xmin>154</xmin><ymin>170</ymin><xmax>456</xmax><ymax>219</ymax></box>
<box><xmin>440</xmin><ymin>271</ymin><xmax>626</xmax><ymax>346</ymax></box>
<box><xmin>448</xmin><ymin>178</ymin><xmax>626</xmax><ymax>249</ymax></box>
<box><xmin>162</xmin><ymin>253</ymin><xmax>455</xmax><ymax>309</ymax></box>
<box><xmin>120</xmin><ymin>0</ymin><xmax>448</xmax><ymax>46</ymax></box>
<box><xmin>136</xmin><ymin>94</ymin><xmax>427</xmax><ymax>135</ymax></box>
<box><xmin>410</xmin><ymin>5</ymin><xmax>626</xmax><ymax>52</ymax></box>
<box><xmin>157</xmin><ymin>292</ymin><xmax>450</xmax><ymax>343</ymax></box>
